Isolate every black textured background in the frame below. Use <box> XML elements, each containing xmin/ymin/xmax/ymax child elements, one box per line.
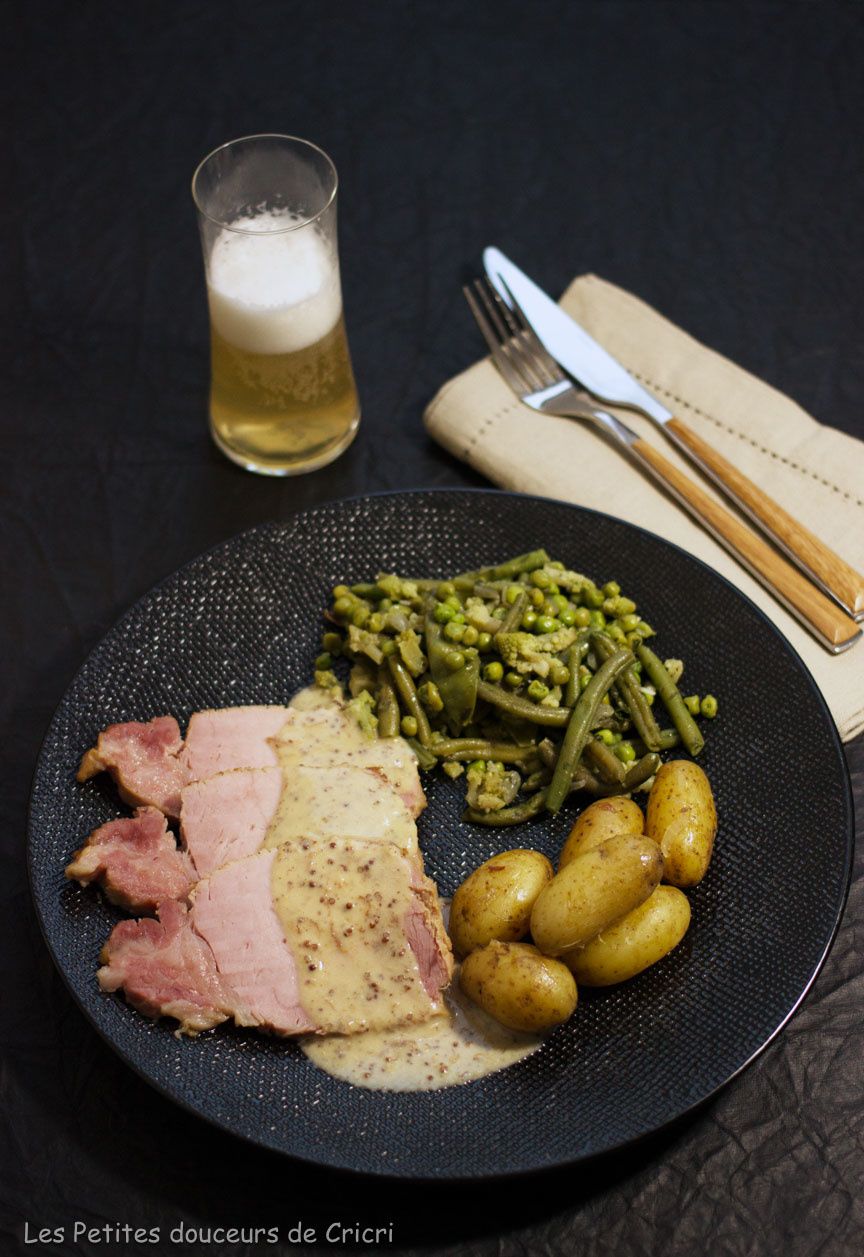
<box><xmin>3</xmin><ymin>2</ymin><xmax>864</xmax><ymax>1254</ymax></box>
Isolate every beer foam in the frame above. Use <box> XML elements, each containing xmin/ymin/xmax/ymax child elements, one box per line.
<box><xmin>207</xmin><ymin>210</ymin><xmax>341</xmax><ymax>354</ymax></box>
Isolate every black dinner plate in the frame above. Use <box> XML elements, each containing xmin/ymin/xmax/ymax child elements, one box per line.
<box><xmin>28</xmin><ymin>489</ymin><xmax>853</xmax><ymax>1179</ymax></box>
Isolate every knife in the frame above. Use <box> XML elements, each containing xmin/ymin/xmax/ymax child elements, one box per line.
<box><xmin>484</xmin><ymin>246</ymin><xmax>864</xmax><ymax>623</ymax></box>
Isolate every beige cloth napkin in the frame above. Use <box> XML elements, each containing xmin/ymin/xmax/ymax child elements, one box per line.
<box><xmin>425</xmin><ymin>274</ymin><xmax>864</xmax><ymax>742</ymax></box>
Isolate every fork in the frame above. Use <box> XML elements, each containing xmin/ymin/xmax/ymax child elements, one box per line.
<box><xmin>464</xmin><ymin>276</ymin><xmax>861</xmax><ymax>655</ymax></box>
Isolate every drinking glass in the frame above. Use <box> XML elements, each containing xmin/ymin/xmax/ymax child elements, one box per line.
<box><xmin>192</xmin><ymin>134</ymin><xmax>360</xmax><ymax>475</ymax></box>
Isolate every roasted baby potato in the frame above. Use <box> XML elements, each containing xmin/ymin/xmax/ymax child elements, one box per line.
<box><xmin>646</xmin><ymin>760</ymin><xmax>717</xmax><ymax>887</ymax></box>
<box><xmin>559</xmin><ymin>797</ymin><xmax>645</xmax><ymax>868</ymax></box>
<box><xmin>530</xmin><ymin>832</ymin><xmax>663</xmax><ymax>956</ymax></box>
<box><xmin>564</xmin><ymin>885</ymin><xmax>691</xmax><ymax>986</ymax></box>
<box><xmin>459</xmin><ymin>940</ymin><xmax>578</xmax><ymax>1033</ymax></box>
<box><xmin>449</xmin><ymin>848</ymin><xmax>553</xmax><ymax>957</ymax></box>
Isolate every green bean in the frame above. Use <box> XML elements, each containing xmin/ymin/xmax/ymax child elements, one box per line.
<box><xmin>546</xmin><ymin>648</ymin><xmax>632</xmax><ymax>813</ymax></box>
<box><xmin>453</xmin><ymin>549</ymin><xmax>550</xmax><ymax>587</ymax></box>
<box><xmin>431</xmin><ymin>739</ymin><xmax>539</xmax><ymax>764</ymax></box>
<box><xmin>476</xmin><ymin>681</ymin><xmax>572</xmax><ymax>727</ymax></box>
<box><xmin>635</xmin><ymin>643</ymin><xmax>704</xmax><ymax>757</ymax></box>
<box><xmin>387</xmin><ymin>654</ymin><xmax>433</xmax><ymax>747</ymax></box>
<box><xmin>624</xmin><ymin>752</ymin><xmax>661</xmax><ymax>790</ymax></box>
<box><xmin>376</xmin><ymin>668</ymin><xmax>401</xmax><ymax>738</ymax></box>
<box><xmin>406</xmin><ymin>737</ymin><xmax>437</xmax><ymax>771</ymax></box>
<box><xmin>496</xmin><ymin>590</ymin><xmax>529</xmax><ymax>636</ymax></box>
<box><xmin>564</xmin><ymin>635</ymin><xmax>590</xmax><ymax>708</ymax></box>
<box><xmin>463</xmin><ymin>790</ymin><xmax>548</xmax><ymax>826</ymax></box>
<box><xmin>584</xmin><ymin>738</ymin><xmax>626</xmax><ymax>784</ymax></box>
<box><xmin>592</xmin><ymin>631</ymin><xmax>664</xmax><ymax>751</ymax></box>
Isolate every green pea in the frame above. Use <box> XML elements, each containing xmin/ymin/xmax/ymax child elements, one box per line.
<box><xmin>530</xmin><ymin>570</ymin><xmax>551</xmax><ymax>589</ymax></box>
<box><xmin>607</xmin><ymin>623</ymin><xmax>626</xmax><ymax>643</ymax></box>
<box><xmin>527</xmin><ymin>680</ymin><xmax>549</xmax><ymax>702</ymax></box>
<box><xmin>445</xmin><ymin>593</ymin><xmax>461</xmax><ymax>609</ymax></box>
<box><xmin>437</xmin><ymin>581</ymin><xmax>456</xmax><ymax>600</ymax></box>
<box><xmin>445</xmin><ymin>651</ymin><xmax>465</xmax><ymax>672</ymax></box>
<box><xmin>321</xmin><ymin>632</ymin><xmax>342</xmax><ymax>655</ymax></box>
<box><xmin>700</xmin><ymin>694</ymin><xmax>718</xmax><ymax>718</ymax></box>
<box><xmin>351</xmin><ymin>606</ymin><xmax>369</xmax><ymax>628</ymax></box>
<box><xmin>461</xmin><ymin>625</ymin><xmax>479</xmax><ymax>646</ymax></box>
<box><xmin>467</xmin><ymin>760</ymin><xmax>486</xmax><ymax>774</ymax></box>
<box><xmin>614</xmin><ymin>740</ymin><xmax>637</xmax><ymax>763</ymax></box>
<box><xmin>530</xmin><ymin>587</ymin><xmax>546</xmax><ymax>608</ymax></box>
<box><xmin>548</xmin><ymin>660</ymin><xmax>570</xmax><ymax>686</ymax></box>
<box><xmin>535</xmin><ymin>615</ymin><xmax>560</xmax><ymax>634</ymax></box>
<box><xmin>444</xmin><ymin>620</ymin><xmax>466</xmax><ymax>642</ymax></box>
<box><xmin>684</xmin><ymin>694</ymin><xmax>701</xmax><ymax>715</ymax></box>
<box><xmin>378</xmin><ymin>597</ymin><xmax>393</xmax><ymax>612</ymax></box>
<box><xmin>596</xmin><ymin>728</ymin><xmax>616</xmax><ymax>745</ymax></box>
<box><xmin>380</xmin><ymin>638</ymin><xmax>397</xmax><ymax>657</ymax></box>
<box><xmin>332</xmin><ymin>584</ymin><xmax>351</xmax><ymax>599</ymax></box>
<box><xmin>579</xmin><ymin>671</ymin><xmax>592</xmax><ymax>690</ymax></box>
<box><xmin>483</xmin><ymin>661</ymin><xmax>504</xmax><ymax>682</ymax></box>
<box><xmin>367</xmin><ymin>612</ymin><xmax>384</xmax><ymax>633</ymax></box>
<box><xmin>333</xmin><ymin>596</ymin><xmax>354</xmax><ymax>619</ymax></box>
<box><xmin>434</xmin><ymin>601</ymin><xmax>455</xmax><ymax>624</ymax></box>
<box><xmin>315</xmin><ymin>652</ymin><xmax>333</xmax><ymax>670</ymax></box>
<box><xmin>552</xmin><ymin>593</ymin><xmax>569</xmax><ymax>612</ymax></box>
<box><xmin>583</xmin><ymin>585</ymin><xmax>604</xmax><ymax>609</ymax></box>
<box><xmin>574</xmin><ymin>607</ymin><xmax>591</xmax><ymax>627</ymax></box>
<box><xmin>602</xmin><ymin>580</ymin><xmax>621</xmax><ymax>597</ymax></box>
<box><xmin>505</xmin><ymin>584</ymin><xmax>522</xmax><ymax>605</ymax></box>
<box><xmin>521</xmin><ymin>609</ymin><xmax>538</xmax><ymax>630</ymax></box>
<box><xmin>588</xmin><ymin>610</ymin><xmax>607</xmax><ymax>629</ymax></box>
<box><xmin>476</xmin><ymin>631</ymin><xmax>492</xmax><ymax>651</ymax></box>
<box><xmin>504</xmin><ymin>671</ymin><xmax>522</xmax><ymax>689</ymax></box>
<box><xmin>547</xmin><ymin>582</ymin><xmax>559</xmax><ymax>595</ymax></box>
<box><xmin>400</xmin><ymin>715</ymin><xmax>418</xmax><ymax>738</ymax></box>
<box><xmin>636</xmin><ymin>620</ymin><xmax>655</xmax><ymax>638</ymax></box>
<box><xmin>559</xmin><ymin>608</ymin><xmax>577</xmax><ymax>627</ymax></box>
<box><xmin>620</xmin><ymin>613</ymin><xmax>641</xmax><ymax>632</ymax></box>
<box><xmin>451</xmin><ymin>611</ymin><xmax>465</xmax><ymax>624</ymax></box>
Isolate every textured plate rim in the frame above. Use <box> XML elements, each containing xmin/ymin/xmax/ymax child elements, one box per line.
<box><xmin>26</xmin><ymin>487</ymin><xmax>855</xmax><ymax>1179</ymax></box>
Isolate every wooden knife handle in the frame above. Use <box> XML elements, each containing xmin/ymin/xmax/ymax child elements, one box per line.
<box><xmin>631</xmin><ymin>437</ymin><xmax>861</xmax><ymax>652</ymax></box>
<box><xmin>666</xmin><ymin>417</ymin><xmax>864</xmax><ymax>619</ymax></box>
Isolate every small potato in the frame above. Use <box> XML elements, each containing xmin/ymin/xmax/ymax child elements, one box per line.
<box><xmin>559</xmin><ymin>797</ymin><xmax>645</xmax><ymax>868</ymax></box>
<box><xmin>564</xmin><ymin>885</ymin><xmax>691</xmax><ymax>986</ymax></box>
<box><xmin>449</xmin><ymin>849</ymin><xmax>553</xmax><ymax>957</ymax></box>
<box><xmin>646</xmin><ymin>760</ymin><xmax>717</xmax><ymax>887</ymax></box>
<box><xmin>460</xmin><ymin>941</ymin><xmax>578</xmax><ymax>1033</ymax></box>
<box><xmin>530</xmin><ymin>832</ymin><xmax>663</xmax><ymax>956</ymax></box>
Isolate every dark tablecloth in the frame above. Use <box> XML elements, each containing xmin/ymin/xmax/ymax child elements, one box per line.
<box><xmin>3</xmin><ymin>3</ymin><xmax>862</xmax><ymax>1254</ymax></box>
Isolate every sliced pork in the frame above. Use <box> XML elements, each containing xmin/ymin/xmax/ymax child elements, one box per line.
<box><xmin>65</xmin><ymin>807</ymin><xmax>194</xmax><ymax>913</ymax></box>
<box><xmin>180</xmin><ymin>767</ymin><xmax>283</xmax><ymax>878</ymax></box>
<box><xmin>99</xmin><ymin>841</ymin><xmax>453</xmax><ymax>1037</ymax></box>
<box><xmin>97</xmin><ymin>900</ymin><xmax>236</xmax><ymax>1035</ymax></box>
<box><xmin>181</xmin><ymin>762</ymin><xmax>419</xmax><ymax>878</ymax></box>
<box><xmin>78</xmin><ymin>693</ymin><xmax>425</xmax><ymax>823</ymax></box>
<box><xmin>77</xmin><ymin>717</ymin><xmax>186</xmax><ymax>818</ymax></box>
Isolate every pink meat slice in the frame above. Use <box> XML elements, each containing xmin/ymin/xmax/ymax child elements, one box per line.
<box><xmin>99</xmin><ymin>845</ymin><xmax>453</xmax><ymax>1037</ymax></box>
<box><xmin>191</xmin><ymin>848</ymin><xmax>314</xmax><ymax>1034</ymax></box>
<box><xmin>179</xmin><ymin>706</ymin><xmax>289</xmax><ymax>783</ymax></box>
<box><xmin>98</xmin><ymin>899</ymin><xmax>236</xmax><ymax>1035</ymax></box>
<box><xmin>77</xmin><ymin>717</ymin><xmax>186</xmax><ymax>818</ymax></box>
<box><xmin>66</xmin><ymin>806</ymin><xmax>194</xmax><ymax>913</ymax></box>
<box><xmin>180</xmin><ymin>767</ymin><xmax>283</xmax><ymax>878</ymax></box>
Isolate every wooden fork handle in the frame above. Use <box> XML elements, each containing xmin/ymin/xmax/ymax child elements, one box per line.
<box><xmin>664</xmin><ymin>417</ymin><xmax>864</xmax><ymax>620</ymax></box>
<box><xmin>631</xmin><ymin>436</ymin><xmax>861</xmax><ymax>653</ymax></box>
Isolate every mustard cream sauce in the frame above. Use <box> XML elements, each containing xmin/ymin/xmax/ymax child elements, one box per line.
<box><xmin>300</xmin><ymin>974</ymin><xmax>541</xmax><ymax>1092</ymax></box>
<box><xmin>274</xmin><ymin>686</ymin><xmax>543</xmax><ymax>1090</ymax></box>
<box><xmin>269</xmin><ymin>837</ymin><xmax>439</xmax><ymax>1034</ymax></box>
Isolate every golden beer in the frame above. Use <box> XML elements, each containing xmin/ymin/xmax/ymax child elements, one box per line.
<box><xmin>193</xmin><ymin>135</ymin><xmax>361</xmax><ymax>475</ymax></box>
<box><xmin>209</xmin><ymin>315</ymin><xmax>359</xmax><ymax>474</ymax></box>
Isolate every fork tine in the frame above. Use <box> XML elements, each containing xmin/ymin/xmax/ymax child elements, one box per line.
<box><xmin>496</xmin><ymin>276</ymin><xmax>566</xmax><ymax>384</ymax></box>
<box><xmin>462</xmin><ymin>283</ymin><xmax>526</xmax><ymax>396</ymax></box>
<box><xmin>468</xmin><ymin>280</ymin><xmax>537</xmax><ymax>395</ymax></box>
<box><xmin>474</xmin><ymin>277</ymin><xmax>550</xmax><ymax>394</ymax></box>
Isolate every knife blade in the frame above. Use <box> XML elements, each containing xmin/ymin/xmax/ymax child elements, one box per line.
<box><xmin>483</xmin><ymin>247</ymin><xmax>864</xmax><ymax>622</ymax></box>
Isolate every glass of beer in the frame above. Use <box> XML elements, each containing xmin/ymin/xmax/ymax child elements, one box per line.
<box><xmin>192</xmin><ymin>134</ymin><xmax>360</xmax><ymax>475</ymax></box>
